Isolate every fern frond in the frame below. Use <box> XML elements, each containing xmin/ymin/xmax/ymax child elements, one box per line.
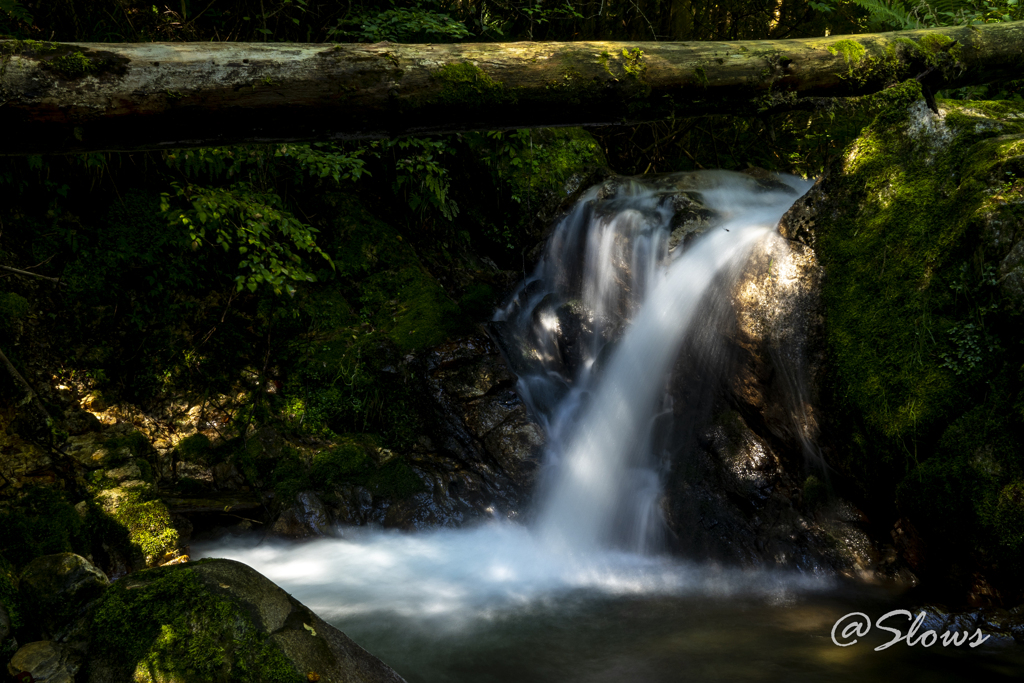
<box><xmin>849</xmin><ymin>0</ymin><xmax>924</xmax><ymax>28</ymax></box>
<box><xmin>0</xmin><ymin>0</ymin><xmax>33</xmax><ymax>23</ymax></box>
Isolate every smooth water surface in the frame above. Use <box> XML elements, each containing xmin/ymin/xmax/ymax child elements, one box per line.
<box><xmin>195</xmin><ymin>527</ymin><xmax>1024</xmax><ymax>682</ymax></box>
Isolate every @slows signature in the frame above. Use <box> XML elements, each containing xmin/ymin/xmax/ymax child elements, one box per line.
<box><xmin>831</xmin><ymin>611</ymin><xmax>991</xmax><ymax>650</ymax></box>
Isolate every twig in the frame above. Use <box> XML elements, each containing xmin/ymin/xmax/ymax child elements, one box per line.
<box><xmin>0</xmin><ymin>264</ymin><xmax>63</xmax><ymax>284</ymax></box>
<box><xmin>0</xmin><ymin>344</ymin><xmax>51</xmax><ymax>421</ymax></box>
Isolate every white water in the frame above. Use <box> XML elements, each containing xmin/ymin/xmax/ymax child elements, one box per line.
<box><xmin>197</xmin><ymin>171</ymin><xmax>823</xmax><ymax>639</ymax></box>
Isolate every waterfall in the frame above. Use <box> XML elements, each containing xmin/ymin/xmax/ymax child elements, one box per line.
<box><xmin>196</xmin><ymin>170</ymin><xmax>828</xmax><ymax>641</ymax></box>
<box><xmin>494</xmin><ymin>171</ymin><xmax>814</xmax><ymax>555</ymax></box>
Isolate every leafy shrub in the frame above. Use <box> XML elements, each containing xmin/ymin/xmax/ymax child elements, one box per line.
<box><xmin>329</xmin><ymin>5</ymin><xmax>470</xmax><ymax>43</ymax></box>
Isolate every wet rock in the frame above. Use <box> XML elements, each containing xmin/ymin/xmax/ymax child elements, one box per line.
<box><xmin>384</xmin><ymin>491</ymin><xmax>464</xmax><ymax>530</ymax></box>
<box><xmin>84</xmin><ymin>559</ymin><xmax>406</xmax><ymax>683</ymax></box>
<box><xmin>667</xmin><ymin>192</ymin><xmax>717</xmax><ymax>251</ymax></box>
<box><xmin>329</xmin><ymin>484</ymin><xmax>375</xmax><ymax>526</ymax></box>
<box><xmin>18</xmin><ymin>554</ymin><xmax>108</xmax><ymax>640</ymax></box>
<box><xmin>663</xmin><ymin>408</ymin><xmax>910</xmax><ymax>583</ymax></box>
<box><xmin>914</xmin><ymin>604</ymin><xmax>1024</xmax><ymax>646</ymax></box>
<box><xmin>480</xmin><ymin>408</ymin><xmax>544</xmax><ymax>484</ymax></box>
<box><xmin>271</xmin><ymin>491</ymin><xmax>331</xmax><ymax>538</ymax></box>
<box><xmin>729</xmin><ymin>224</ymin><xmax>824</xmax><ymax>451</ymax></box>
<box><xmin>8</xmin><ymin>641</ymin><xmax>80</xmax><ymax>683</ymax></box>
<box><xmin>162</xmin><ymin>492</ymin><xmax>262</xmax><ymax>515</ymax></box>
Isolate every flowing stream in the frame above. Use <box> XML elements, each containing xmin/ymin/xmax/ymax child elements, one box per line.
<box><xmin>196</xmin><ymin>172</ymin><xmax>1024</xmax><ymax>681</ymax></box>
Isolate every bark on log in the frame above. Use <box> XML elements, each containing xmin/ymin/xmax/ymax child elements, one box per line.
<box><xmin>1</xmin><ymin>22</ymin><xmax>1022</xmax><ymax>154</ymax></box>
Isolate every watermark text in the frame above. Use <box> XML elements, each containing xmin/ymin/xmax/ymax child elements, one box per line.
<box><xmin>831</xmin><ymin>610</ymin><xmax>991</xmax><ymax>650</ymax></box>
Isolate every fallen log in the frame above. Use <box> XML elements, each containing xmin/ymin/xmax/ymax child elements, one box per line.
<box><xmin>0</xmin><ymin>21</ymin><xmax>1022</xmax><ymax>154</ymax></box>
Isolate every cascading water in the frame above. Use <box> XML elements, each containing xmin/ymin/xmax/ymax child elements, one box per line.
<box><xmin>493</xmin><ymin>171</ymin><xmax>814</xmax><ymax>555</ymax></box>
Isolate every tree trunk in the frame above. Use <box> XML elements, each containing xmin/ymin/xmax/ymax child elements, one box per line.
<box><xmin>1</xmin><ymin>22</ymin><xmax>1022</xmax><ymax>154</ymax></box>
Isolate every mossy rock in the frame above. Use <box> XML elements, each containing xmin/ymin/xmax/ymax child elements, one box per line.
<box><xmin>92</xmin><ymin>486</ymin><xmax>181</xmax><ymax>566</ymax></box>
<box><xmin>18</xmin><ymin>552</ymin><xmax>109</xmax><ymax>640</ymax></box>
<box><xmin>812</xmin><ymin>82</ymin><xmax>1024</xmax><ymax>590</ymax></box>
<box><xmin>85</xmin><ymin>559</ymin><xmax>405</xmax><ymax>683</ymax></box>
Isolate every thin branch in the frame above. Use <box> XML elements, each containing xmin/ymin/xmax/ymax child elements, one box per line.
<box><xmin>0</xmin><ymin>264</ymin><xmax>63</xmax><ymax>284</ymax></box>
<box><xmin>0</xmin><ymin>344</ymin><xmax>51</xmax><ymax>421</ymax></box>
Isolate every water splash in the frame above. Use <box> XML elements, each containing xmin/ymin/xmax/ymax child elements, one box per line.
<box><xmin>194</xmin><ymin>523</ymin><xmax>828</xmax><ymax>627</ymax></box>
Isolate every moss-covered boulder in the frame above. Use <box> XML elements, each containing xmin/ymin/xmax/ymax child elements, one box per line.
<box><xmin>85</xmin><ymin>558</ymin><xmax>405</xmax><ymax>683</ymax></box>
<box><xmin>92</xmin><ymin>484</ymin><xmax>184</xmax><ymax>568</ymax></box>
<box><xmin>792</xmin><ymin>81</ymin><xmax>1024</xmax><ymax>602</ymax></box>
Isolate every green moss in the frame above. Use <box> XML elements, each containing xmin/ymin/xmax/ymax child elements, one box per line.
<box><xmin>89</xmin><ymin>565</ymin><xmax>301</xmax><ymax>683</ymax></box>
<box><xmin>828</xmin><ymin>39</ymin><xmax>867</xmax><ymax>75</ymax></box>
<box><xmin>547</xmin><ymin>68</ymin><xmax>595</xmax><ymax>107</ymax></box>
<box><xmin>2</xmin><ymin>40</ymin><xmax>128</xmax><ymax>80</ymax></box>
<box><xmin>694</xmin><ymin>64</ymin><xmax>709</xmax><ymax>88</ymax></box>
<box><xmin>46</xmin><ymin>51</ymin><xmax>97</xmax><ymax>77</ymax></box>
<box><xmin>104</xmin><ymin>488</ymin><xmax>179</xmax><ymax>563</ymax></box>
<box><xmin>918</xmin><ymin>33</ymin><xmax>958</xmax><ymax>65</ymax></box>
<box><xmin>360</xmin><ymin>265</ymin><xmax>458</xmax><ymax>352</ymax></box>
<box><xmin>0</xmin><ymin>39</ymin><xmax>61</xmax><ymax>57</ymax></box>
<box><xmin>458</xmin><ymin>283</ymin><xmax>498</xmax><ymax>321</ymax></box>
<box><xmin>621</xmin><ymin>47</ymin><xmax>651</xmax><ymax>102</ymax></box>
<box><xmin>431</xmin><ymin>62</ymin><xmax>516</xmax><ymax>107</ymax></box>
<box><xmin>622</xmin><ymin>48</ymin><xmax>647</xmax><ymax>81</ymax></box>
